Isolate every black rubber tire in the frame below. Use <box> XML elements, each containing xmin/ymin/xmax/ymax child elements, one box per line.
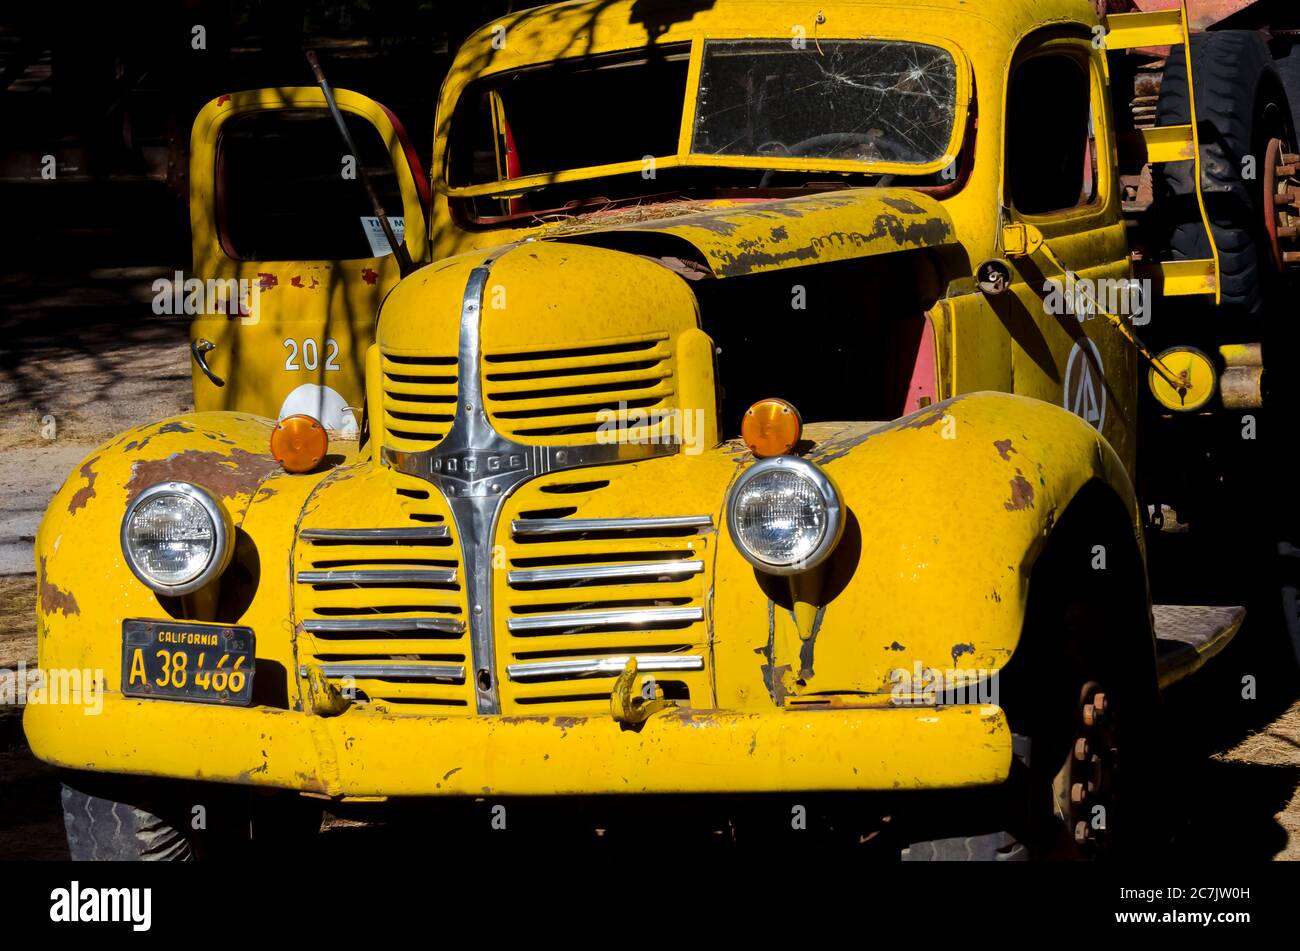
<box><xmin>1271</xmin><ymin>41</ymin><xmax>1300</xmax><ymax>143</ymax></box>
<box><xmin>901</xmin><ymin>831</ymin><xmax>1028</xmax><ymax>862</ymax></box>
<box><xmin>61</xmin><ymin>776</ymin><xmax>195</xmax><ymax>861</ymax></box>
<box><xmin>1155</xmin><ymin>31</ymin><xmax>1294</xmax><ymax>316</ymax></box>
<box><xmin>60</xmin><ymin>772</ymin><xmax>324</xmax><ymax>861</ymax></box>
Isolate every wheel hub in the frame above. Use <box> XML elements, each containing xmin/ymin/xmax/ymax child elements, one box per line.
<box><xmin>1061</xmin><ymin>680</ymin><xmax>1118</xmax><ymax>856</ymax></box>
<box><xmin>1264</xmin><ymin>137</ymin><xmax>1300</xmax><ymax>272</ymax></box>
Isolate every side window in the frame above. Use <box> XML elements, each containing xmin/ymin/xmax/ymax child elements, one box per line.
<box><xmin>1007</xmin><ymin>53</ymin><xmax>1098</xmax><ymax>215</ymax></box>
<box><xmin>217</xmin><ymin>109</ymin><xmax>404</xmax><ymax>261</ymax></box>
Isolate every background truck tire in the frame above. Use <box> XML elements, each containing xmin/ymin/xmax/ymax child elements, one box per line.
<box><xmin>1155</xmin><ymin>31</ymin><xmax>1295</xmax><ymax>316</ymax></box>
<box><xmin>1271</xmin><ymin>41</ymin><xmax>1300</xmax><ymax>143</ymax></box>
<box><xmin>61</xmin><ymin>775</ymin><xmax>195</xmax><ymax>861</ymax></box>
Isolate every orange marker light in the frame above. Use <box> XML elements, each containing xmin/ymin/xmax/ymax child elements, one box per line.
<box><xmin>271</xmin><ymin>414</ymin><xmax>328</xmax><ymax>473</ymax></box>
<box><xmin>741</xmin><ymin>398</ymin><xmax>802</xmax><ymax>458</ymax></box>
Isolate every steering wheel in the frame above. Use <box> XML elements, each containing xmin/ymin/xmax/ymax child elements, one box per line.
<box><xmin>757</xmin><ymin>132</ymin><xmax>905</xmax><ymax>187</ymax></box>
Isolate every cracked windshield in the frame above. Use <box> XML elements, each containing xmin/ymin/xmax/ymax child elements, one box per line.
<box><xmin>692</xmin><ymin>39</ymin><xmax>958</xmax><ymax>166</ymax></box>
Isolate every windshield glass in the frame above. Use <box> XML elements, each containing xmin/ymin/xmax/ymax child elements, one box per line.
<box><xmin>444</xmin><ymin>37</ymin><xmax>964</xmax><ymax>224</ymax></box>
<box><xmin>692</xmin><ymin>40</ymin><xmax>958</xmax><ymax>166</ymax></box>
<box><xmin>447</xmin><ymin>46</ymin><xmax>691</xmax><ymax>188</ymax></box>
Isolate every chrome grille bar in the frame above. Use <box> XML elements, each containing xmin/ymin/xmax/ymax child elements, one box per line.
<box><xmin>507</xmin><ymin>606</ymin><xmax>704</xmax><ymax>633</ymax></box>
<box><xmin>511</xmin><ymin>515</ymin><xmax>713</xmax><ymax>536</ymax></box>
<box><xmin>301</xmin><ymin>662</ymin><xmax>465</xmax><ymax>681</ymax></box>
<box><xmin>506</xmin><ymin>559</ymin><xmax>704</xmax><ymax>585</ymax></box>
<box><xmin>296</xmin><ymin>569</ymin><xmax>457</xmax><ymax>585</ymax></box>
<box><xmin>302</xmin><ymin>617</ymin><xmax>465</xmax><ymax>635</ymax></box>
<box><xmin>300</xmin><ymin>527</ymin><xmax>448</xmax><ymax>541</ymax></box>
<box><xmin>506</xmin><ymin>654</ymin><xmax>704</xmax><ymax>681</ymax></box>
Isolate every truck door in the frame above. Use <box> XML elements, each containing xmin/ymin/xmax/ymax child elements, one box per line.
<box><xmin>186</xmin><ymin>88</ymin><xmax>429</xmax><ymax>432</ymax></box>
<box><xmin>1002</xmin><ymin>37</ymin><xmax>1138</xmax><ymax>474</ymax></box>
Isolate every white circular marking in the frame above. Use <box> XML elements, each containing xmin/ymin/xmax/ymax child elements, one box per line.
<box><xmin>277</xmin><ymin>383</ymin><xmax>358</xmax><ymax>438</ymax></box>
<box><xmin>1063</xmin><ymin>339</ymin><xmax>1106</xmax><ymax>431</ymax></box>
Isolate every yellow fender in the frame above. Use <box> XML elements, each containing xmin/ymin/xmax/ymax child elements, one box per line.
<box><xmin>30</xmin><ymin>412</ymin><xmax>334</xmax><ymax>691</ymax></box>
<box><xmin>711</xmin><ymin>391</ymin><xmax>1150</xmax><ymax>707</ymax></box>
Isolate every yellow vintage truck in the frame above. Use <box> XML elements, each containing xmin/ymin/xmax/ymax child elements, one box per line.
<box><xmin>25</xmin><ymin>0</ymin><xmax>1300</xmax><ymax>859</ymax></box>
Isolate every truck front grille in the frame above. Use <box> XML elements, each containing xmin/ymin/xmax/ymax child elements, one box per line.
<box><xmin>493</xmin><ymin>473</ymin><xmax>713</xmax><ymax>713</ymax></box>
<box><xmin>482</xmin><ymin>333</ymin><xmax>678</xmax><ymax>443</ymax></box>
<box><xmin>294</xmin><ymin>476</ymin><xmax>474</xmax><ymax>711</ymax></box>
<box><xmin>380</xmin><ymin>350</ymin><xmax>458</xmax><ymax>453</ymax></box>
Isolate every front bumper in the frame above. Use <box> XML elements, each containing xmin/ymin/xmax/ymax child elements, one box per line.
<box><xmin>25</xmin><ymin>694</ymin><xmax>1012</xmax><ymax>797</ymax></box>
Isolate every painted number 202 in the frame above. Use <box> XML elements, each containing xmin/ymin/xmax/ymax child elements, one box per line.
<box><xmin>283</xmin><ymin>337</ymin><xmax>341</xmax><ymax>371</ymax></box>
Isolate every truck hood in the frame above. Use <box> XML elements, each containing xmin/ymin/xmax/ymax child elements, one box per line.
<box><xmin>542</xmin><ymin>187</ymin><xmax>957</xmax><ymax>279</ymax></box>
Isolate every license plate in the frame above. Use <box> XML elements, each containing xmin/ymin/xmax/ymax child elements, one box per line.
<box><xmin>122</xmin><ymin>619</ymin><xmax>255</xmax><ymax>705</ymax></box>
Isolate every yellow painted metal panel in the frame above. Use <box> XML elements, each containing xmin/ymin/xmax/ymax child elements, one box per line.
<box><xmin>25</xmin><ymin>693</ymin><xmax>1012</xmax><ymax>795</ymax></box>
<box><xmin>1139</xmin><ymin>124</ymin><xmax>1197</xmax><ymax>163</ymax></box>
<box><xmin>1135</xmin><ymin>259</ymin><xmax>1218</xmax><ymax>296</ymax></box>
<box><xmin>1103</xmin><ymin>10</ymin><xmax>1184</xmax><ymax>50</ymax></box>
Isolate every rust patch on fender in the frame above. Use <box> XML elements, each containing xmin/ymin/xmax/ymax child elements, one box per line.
<box><xmin>994</xmin><ymin>439</ymin><xmax>1015</xmax><ymax>461</ymax></box>
<box><xmin>38</xmin><ymin>557</ymin><xmax>80</xmax><ymax>617</ymax></box>
<box><xmin>951</xmin><ymin>642</ymin><xmax>975</xmax><ymax>664</ymax></box>
<box><xmin>902</xmin><ymin>405</ymin><xmax>950</xmax><ymax>430</ymax></box>
<box><xmin>1004</xmin><ymin>471</ymin><xmax>1035</xmax><ymax>511</ymax></box>
<box><xmin>880</xmin><ymin>195</ymin><xmax>927</xmax><ymax>215</ymax></box>
<box><xmin>809</xmin><ymin>427</ymin><xmax>879</xmax><ymax>465</ymax></box>
<box><xmin>256</xmin><ymin>273</ymin><xmax>278</xmax><ymax>291</ymax></box>
<box><xmin>126</xmin><ymin>448</ymin><xmax>280</xmax><ymax>503</ymax></box>
<box><xmin>125</xmin><ymin>420</ymin><xmax>196</xmax><ymax>453</ymax></box>
<box><xmin>361</xmin><ymin>267</ymin><xmax>379</xmax><ymax>285</ymax></box>
<box><xmin>67</xmin><ymin>457</ymin><xmax>99</xmax><ymax>514</ymax></box>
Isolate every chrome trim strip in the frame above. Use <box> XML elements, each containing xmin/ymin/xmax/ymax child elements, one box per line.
<box><xmin>507</xmin><ymin>606</ymin><xmax>704</xmax><ymax>633</ymax></box>
<box><xmin>507</xmin><ymin>559</ymin><xmax>704</xmax><ymax>585</ymax></box>
<box><xmin>511</xmin><ymin>515</ymin><xmax>713</xmax><ymax>536</ymax></box>
<box><xmin>300</xmin><ymin>527</ymin><xmax>448</xmax><ymax>541</ymax></box>
<box><xmin>302</xmin><ymin>617</ymin><xmax>465</xmax><ymax>635</ymax></box>
<box><xmin>301</xmin><ymin>662</ymin><xmax>465</xmax><ymax>681</ymax></box>
<box><xmin>296</xmin><ymin>569</ymin><xmax>457</xmax><ymax>585</ymax></box>
<box><xmin>506</xmin><ymin>654</ymin><xmax>704</xmax><ymax>681</ymax></box>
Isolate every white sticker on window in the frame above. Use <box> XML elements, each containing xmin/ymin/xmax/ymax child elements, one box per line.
<box><xmin>360</xmin><ymin>216</ymin><xmax>405</xmax><ymax>257</ymax></box>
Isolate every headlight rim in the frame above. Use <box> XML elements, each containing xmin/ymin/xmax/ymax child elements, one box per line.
<box><xmin>120</xmin><ymin>481</ymin><xmax>233</xmax><ymax>596</ymax></box>
<box><xmin>726</xmin><ymin>455</ymin><xmax>844</xmax><ymax>575</ymax></box>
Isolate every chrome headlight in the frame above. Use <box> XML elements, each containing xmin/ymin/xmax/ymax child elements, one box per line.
<box><xmin>726</xmin><ymin>456</ymin><xmax>844</xmax><ymax>574</ymax></box>
<box><xmin>121</xmin><ymin>482</ymin><xmax>233</xmax><ymax>596</ymax></box>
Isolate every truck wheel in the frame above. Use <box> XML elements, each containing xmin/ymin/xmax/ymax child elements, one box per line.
<box><xmin>903</xmin><ymin>637</ymin><xmax>1156</xmax><ymax>861</ymax></box>
<box><xmin>61</xmin><ymin>774</ymin><xmax>196</xmax><ymax>861</ymax></box>
<box><xmin>902</xmin><ymin>495</ymin><xmax>1160</xmax><ymax>861</ymax></box>
<box><xmin>1155</xmin><ymin>31</ymin><xmax>1296</xmax><ymax>316</ymax></box>
<box><xmin>61</xmin><ymin>772</ymin><xmax>323</xmax><ymax>860</ymax></box>
<box><xmin>901</xmin><ymin>830</ymin><xmax>1028</xmax><ymax>862</ymax></box>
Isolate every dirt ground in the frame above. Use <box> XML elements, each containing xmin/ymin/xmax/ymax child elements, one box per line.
<box><xmin>1</xmin><ymin>268</ymin><xmax>1299</xmax><ymax>859</ymax></box>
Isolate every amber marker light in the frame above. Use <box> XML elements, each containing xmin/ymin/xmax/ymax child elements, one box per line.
<box><xmin>271</xmin><ymin>414</ymin><xmax>328</xmax><ymax>473</ymax></box>
<box><xmin>741</xmin><ymin>398</ymin><xmax>802</xmax><ymax>458</ymax></box>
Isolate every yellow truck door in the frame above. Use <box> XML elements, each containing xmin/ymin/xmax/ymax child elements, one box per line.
<box><xmin>186</xmin><ymin>88</ymin><xmax>429</xmax><ymax>430</ymax></box>
<box><xmin>1001</xmin><ymin>37</ymin><xmax>1138</xmax><ymax>475</ymax></box>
